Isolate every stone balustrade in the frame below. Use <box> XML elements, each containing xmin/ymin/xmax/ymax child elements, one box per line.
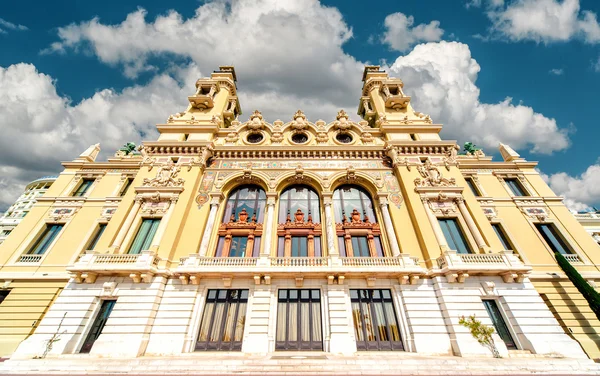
<box><xmin>67</xmin><ymin>250</ymin><xmax>160</xmax><ymax>283</ymax></box>
<box><xmin>563</xmin><ymin>254</ymin><xmax>583</xmax><ymax>264</ymax></box>
<box><xmin>436</xmin><ymin>250</ymin><xmax>531</xmax><ymax>283</ymax></box>
<box><xmin>17</xmin><ymin>254</ymin><xmax>43</xmax><ymax>263</ymax></box>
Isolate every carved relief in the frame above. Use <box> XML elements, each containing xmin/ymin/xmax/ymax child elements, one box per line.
<box><xmin>316</xmin><ymin>132</ymin><xmax>328</xmax><ymax>143</ymax></box>
<box><xmin>360</xmin><ymin>132</ymin><xmax>373</xmax><ymax>143</ymax></box>
<box><xmin>247</xmin><ymin>110</ymin><xmax>265</xmax><ymax>132</ymax></box>
<box><xmin>414</xmin><ymin>160</ymin><xmax>456</xmax><ymax>187</ymax></box>
<box><xmin>291</xmin><ymin>110</ymin><xmax>308</xmax><ymax>131</ymax></box>
<box><xmin>225</xmin><ymin>131</ymin><xmax>239</xmax><ymax>143</ymax></box>
<box><xmin>334</xmin><ymin>109</ymin><xmax>351</xmax><ymax>132</ymax></box>
<box><xmin>142</xmin><ymin>160</ymin><xmax>185</xmax><ymax>188</ymax></box>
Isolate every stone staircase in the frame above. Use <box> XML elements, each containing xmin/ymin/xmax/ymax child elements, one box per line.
<box><xmin>2</xmin><ymin>352</ymin><xmax>600</xmax><ymax>375</ymax></box>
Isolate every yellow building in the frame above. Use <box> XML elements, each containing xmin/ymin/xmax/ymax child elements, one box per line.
<box><xmin>1</xmin><ymin>66</ymin><xmax>599</xmax><ymax>369</ymax></box>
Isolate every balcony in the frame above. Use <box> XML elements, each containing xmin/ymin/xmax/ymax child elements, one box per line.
<box><xmin>67</xmin><ymin>250</ymin><xmax>160</xmax><ymax>283</ymax></box>
<box><xmin>175</xmin><ymin>254</ymin><xmax>424</xmax><ymax>283</ymax></box>
<box><xmin>436</xmin><ymin>250</ymin><xmax>531</xmax><ymax>283</ymax></box>
<box><xmin>17</xmin><ymin>254</ymin><xmax>43</xmax><ymax>263</ymax></box>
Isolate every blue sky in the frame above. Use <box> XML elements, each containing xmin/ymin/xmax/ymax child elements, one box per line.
<box><xmin>0</xmin><ymin>0</ymin><xmax>599</xmax><ymax>211</ymax></box>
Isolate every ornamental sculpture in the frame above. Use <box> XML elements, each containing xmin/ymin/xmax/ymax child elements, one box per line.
<box><xmin>414</xmin><ymin>159</ymin><xmax>456</xmax><ymax>187</ymax></box>
<box><xmin>143</xmin><ymin>160</ymin><xmax>185</xmax><ymax>187</ymax></box>
<box><xmin>334</xmin><ymin>109</ymin><xmax>352</xmax><ymax>131</ymax></box>
<box><xmin>247</xmin><ymin>110</ymin><xmax>265</xmax><ymax>131</ymax></box>
<box><xmin>291</xmin><ymin>110</ymin><xmax>308</xmax><ymax>130</ymax></box>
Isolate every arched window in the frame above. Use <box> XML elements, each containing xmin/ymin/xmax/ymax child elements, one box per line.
<box><xmin>216</xmin><ymin>185</ymin><xmax>266</xmax><ymax>257</ymax></box>
<box><xmin>333</xmin><ymin>185</ymin><xmax>383</xmax><ymax>257</ymax></box>
<box><xmin>277</xmin><ymin>186</ymin><xmax>322</xmax><ymax>257</ymax></box>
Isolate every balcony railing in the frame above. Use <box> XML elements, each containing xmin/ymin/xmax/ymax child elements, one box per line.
<box><xmin>458</xmin><ymin>254</ymin><xmax>505</xmax><ymax>264</ymax></box>
<box><xmin>563</xmin><ymin>254</ymin><xmax>583</xmax><ymax>264</ymax></box>
<box><xmin>17</xmin><ymin>254</ymin><xmax>43</xmax><ymax>263</ymax></box>
<box><xmin>271</xmin><ymin>257</ymin><xmax>328</xmax><ymax>267</ymax></box>
<box><xmin>341</xmin><ymin>257</ymin><xmax>404</xmax><ymax>267</ymax></box>
<box><xmin>435</xmin><ymin>250</ymin><xmax>531</xmax><ymax>282</ymax></box>
<box><xmin>67</xmin><ymin>250</ymin><xmax>160</xmax><ymax>283</ymax></box>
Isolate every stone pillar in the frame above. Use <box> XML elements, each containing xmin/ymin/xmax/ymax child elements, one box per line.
<box><xmin>261</xmin><ymin>195</ymin><xmax>277</xmax><ymax>257</ymax></box>
<box><xmin>327</xmin><ymin>284</ymin><xmax>356</xmax><ymax>354</ymax></box>
<box><xmin>150</xmin><ymin>196</ymin><xmax>178</xmax><ymax>251</ymax></box>
<box><xmin>198</xmin><ymin>193</ymin><xmax>222</xmax><ymax>256</ymax></box>
<box><xmin>378</xmin><ymin>196</ymin><xmax>401</xmax><ymax>257</ymax></box>
<box><xmin>111</xmin><ymin>198</ymin><xmax>142</xmax><ymax>251</ymax></box>
<box><xmin>323</xmin><ymin>195</ymin><xmax>338</xmax><ymax>256</ymax></box>
<box><xmin>241</xmin><ymin>285</ymin><xmax>273</xmax><ymax>353</ymax></box>
<box><xmin>456</xmin><ymin>198</ymin><xmax>488</xmax><ymax>252</ymax></box>
<box><xmin>422</xmin><ymin>198</ymin><xmax>449</xmax><ymax>252</ymax></box>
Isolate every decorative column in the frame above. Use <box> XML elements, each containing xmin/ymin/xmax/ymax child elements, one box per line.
<box><xmin>150</xmin><ymin>196</ymin><xmax>178</xmax><ymax>251</ymax></box>
<box><xmin>378</xmin><ymin>197</ymin><xmax>401</xmax><ymax>257</ymax></box>
<box><xmin>198</xmin><ymin>193</ymin><xmax>223</xmax><ymax>256</ymax></box>
<box><xmin>323</xmin><ymin>195</ymin><xmax>338</xmax><ymax>256</ymax></box>
<box><xmin>111</xmin><ymin>198</ymin><xmax>142</xmax><ymax>251</ymax></box>
<box><xmin>260</xmin><ymin>195</ymin><xmax>277</xmax><ymax>257</ymax></box>
<box><xmin>456</xmin><ymin>198</ymin><xmax>488</xmax><ymax>252</ymax></box>
<box><xmin>422</xmin><ymin>198</ymin><xmax>449</xmax><ymax>252</ymax></box>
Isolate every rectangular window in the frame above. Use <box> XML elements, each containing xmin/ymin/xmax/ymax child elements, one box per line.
<box><xmin>438</xmin><ymin>218</ymin><xmax>472</xmax><ymax>254</ymax></box>
<box><xmin>120</xmin><ymin>178</ymin><xmax>133</xmax><ymax>196</ymax></box>
<box><xmin>505</xmin><ymin>178</ymin><xmax>528</xmax><ymax>197</ymax></box>
<box><xmin>351</xmin><ymin>236</ymin><xmax>371</xmax><ymax>257</ymax></box>
<box><xmin>492</xmin><ymin>223</ymin><xmax>512</xmax><ymax>251</ymax></box>
<box><xmin>291</xmin><ymin>237</ymin><xmax>308</xmax><ymax>257</ymax></box>
<box><xmin>196</xmin><ymin>289</ymin><xmax>248</xmax><ymax>351</ymax></box>
<box><xmin>72</xmin><ymin>179</ymin><xmax>94</xmax><ymax>197</ymax></box>
<box><xmin>276</xmin><ymin>289</ymin><xmax>322</xmax><ymax>350</ymax></box>
<box><xmin>314</xmin><ymin>236</ymin><xmax>321</xmax><ymax>257</ymax></box>
<box><xmin>338</xmin><ymin>236</ymin><xmax>347</xmax><ymax>257</ymax></box>
<box><xmin>465</xmin><ymin>178</ymin><xmax>481</xmax><ymax>196</ymax></box>
<box><xmin>28</xmin><ymin>224</ymin><xmax>63</xmax><ymax>255</ymax></box>
<box><xmin>350</xmin><ymin>289</ymin><xmax>403</xmax><ymax>351</ymax></box>
<box><xmin>229</xmin><ymin>236</ymin><xmax>248</xmax><ymax>257</ymax></box>
<box><xmin>252</xmin><ymin>236</ymin><xmax>261</xmax><ymax>257</ymax></box>
<box><xmin>128</xmin><ymin>219</ymin><xmax>160</xmax><ymax>254</ymax></box>
<box><xmin>87</xmin><ymin>224</ymin><xmax>107</xmax><ymax>251</ymax></box>
<box><xmin>80</xmin><ymin>300</ymin><xmax>116</xmax><ymax>353</ymax></box>
<box><xmin>482</xmin><ymin>300</ymin><xmax>517</xmax><ymax>349</ymax></box>
<box><xmin>0</xmin><ymin>290</ymin><xmax>10</xmax><ymax>304</ymax></box>
<box><xmin>535</xmin><ymin>223</ymin><xmax>573</xmax><ymax>255</ymax></box>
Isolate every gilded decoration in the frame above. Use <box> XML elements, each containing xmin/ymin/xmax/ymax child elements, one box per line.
<box><xmin>142</xmin><ymin>160</ymin><xmax>185</xmax><ymax>188</ymax></box>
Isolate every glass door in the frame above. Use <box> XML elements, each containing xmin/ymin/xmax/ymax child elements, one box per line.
<box><xmin>350</xmin><ymin>289</ymin><xmax>403</xmax><ymax>351</ymax></box>
<box><xmin>196</xmin><ymin>289</ymin><xmax>248</xmax><ymax>351</ymax></box>
<box><xmin>483</xmin><ymin>300</ymin><xmax>517</xmax><ymax>349</ymax></box>
<box><xmin>276</xmin><ymin>289</ymin><xmax>323</xmax><ymax>350</ymax></box>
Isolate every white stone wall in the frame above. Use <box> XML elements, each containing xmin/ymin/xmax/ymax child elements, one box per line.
<box><xmin>12</xmin><ymin>275</ymin><xmax>588</xmax><ymax>360</ymax></box>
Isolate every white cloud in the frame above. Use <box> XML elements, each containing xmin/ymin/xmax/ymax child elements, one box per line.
<box><xmin>485</xmin><ymin>0</ymin><xmax>600</xmax><ymax>43</ymax></box>
<box><xmin>0</xmin><ymin>62</ymin><xmax>200</xmax><ymax>210</ymax></box>
<box><xmin>593</xmin><ymin>56</ymin><xmax>600</xmax><ymax>72</ymax></box>
<box><xmin>543</xmin><ymin>164</ymin><xmax>600</xmax><ymax>211</ymax></box>
<box><xmin>549</xmin><ymin>68</ymin><xmax>564</xmax><ymax>75</ymax></box>
<box><xmin>0</xmin><ymin>18</ymin><xmax>28</xmax><ymax>34</ymax></box>
<box><xmin>388</xmin><ymin>41</ymin><xmax>570</xmax><ymax>154</ymax></box>
<box><xmin>381</xmin><ymin>12</ymin><xmax>444</xmax><ymax>52</ymax></box>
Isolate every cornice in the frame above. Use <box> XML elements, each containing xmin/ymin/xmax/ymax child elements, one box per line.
<box><xmin>458</xmin><ymin>161</ymin><xmax>538</xmax><ymax>169</ymax></box>
<box><xmin>61</xmin><ymin>161</ymin><xmax>142</xmax><ymax>169</ymax></box>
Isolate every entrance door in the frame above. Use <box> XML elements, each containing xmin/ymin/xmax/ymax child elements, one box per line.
<box><xmin>80</xmin><ymin>300</ymin><xmax>116</xmax><ymax>353</ymax></box>
<box><xmin>276</xmin><ymin>289</ymin><xmax>323</xmax><ymax>350</ymax></box>
<box><xmin>196</xmin><ymin>289</ymin><xmax>248</xmax><ymax>351</ymax></box>
<box><xmin>350</xmin><ymin>289</ymin><xmax>404</xmax><ymax>351</ymax></box>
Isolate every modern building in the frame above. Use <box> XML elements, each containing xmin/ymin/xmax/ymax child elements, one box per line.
<box><xmin>0</xmin><ymin>176</ymin><xmax>56</xmax><ymax>245</ymax></box>
<box><xmin>1</xmin><ymin>66</ymin><xmax>599</xmax><ymax>370</ymax></box>
<box><xmin>574</xmin><ymin>210</ymin><xmax>600</xmax><ymax>246</ymax></box>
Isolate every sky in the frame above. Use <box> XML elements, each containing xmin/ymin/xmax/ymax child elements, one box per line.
<box><xmin>0</xmin><ymin>0</ymin><xmax>599</xmax><ymax>212</ymax></box>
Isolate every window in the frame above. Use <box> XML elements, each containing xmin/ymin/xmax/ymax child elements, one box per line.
<box><xmin>492</xmin><ymin>223</ymin><xmax>512</xmax><ymax>251</ymax></box>
<box><xmin>482</xmin><ymin>300</ymin><xmax>517</xmax><ymax>349</ymax></box>
<box><xmin>0</xmin><ymin>230</ymin><xmax>11</xmax><ymax>237</ymax></box>
<box><xmin>72</xmin><ymin>179</ymin><xmax>94</xmax><ymax>197</ymax></box>
<box><xmin>0</xmin><ymin>290</ymin><xmax>10</xmax><ymax>304</ymax></box>
<box><xmin>438</xmin><ymin>218</ymin><xmax>472</xmax><ymax>254</ymax></box>
<box><xmin>277</xmin><ymin>186</ymin><xmax>322</xmax><ymax>257</ymax></box>
<box><xmin>276</xmin><ymin>289</ymin><xmax>322</xmax><ymax>350</ymax></box>
<box><xmin>223</xmin><ymin>185</ymin><xmax>266</xmax><ymax>224</ymax></box>
<box><xmin>87</xmin><ymin>224</ymin><xmax>107</xmax><ymax>251</ymax></box>
<box><xmin>351</xmin><ymin>289</ymin><xmax>403</xmax><ymax>351</ymax></box>
<box><xmin>196</xmin><ymin>289</ymin><xmax>248</xmax><ymax>351</ymax></box>
<box><xmin>27</xmin><ymin>224</ymin><xmax>63</xmax><ymax>255</ymax></box>
<box><xmin>504</xmin><ymin>178</ymin><xmax>528</xmax><ymax>197</ymax></box>
<box><xmin>535</xmin><ymin>223</ymin><xmax>573</xmax><ymax>255</ymax></box>
<box><xmin>80</xmin><ymin>300</ymin><xmax>116</xmax><ymax>353</ymax></box>
<box><xmin>120</xmin><ymin>178</ymin><xmax>133</xmax><ymax>196</ymax></box>
<box><xmin>334</xmin><ymin>186</ymin><xmax>383</xmax><ymax>257</ymax></box>
<box><xmin>465</xmin><ymin>178</ymin><xmax>481</xmax><ymax>197</ymax></box>
<box><xmin>128</xmin><ymin>219</ymin><xmax>160</xmax><ymax>254</ymax></box>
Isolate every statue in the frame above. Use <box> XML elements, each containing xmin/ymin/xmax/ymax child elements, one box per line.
<box><xmin>118</xmin><ymin>142</ymin><xmax>137</xmax><ymax>156</ymax></box>
<box><xmin>463</xmin><ymin>142</ymin><xmax>482</xmax><ymax>155</ymax></box>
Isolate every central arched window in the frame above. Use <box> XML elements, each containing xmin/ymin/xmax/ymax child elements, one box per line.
<box><xmin>277</xmin><ymin>185</ymin><xmax>322</xmax><ymax>257</ymax></box>
<box><xmin>216</xmin><ymin>185</ymin><xmax>266</xmax><ymax>257</ymax></box>
<box><xmin>333</xmin><ymin>186</ymin><xmax>383</xmax><ymax>257</ymax></box>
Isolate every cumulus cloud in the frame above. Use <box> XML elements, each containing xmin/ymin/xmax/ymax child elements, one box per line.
<box><xmin>0</xmin><ymin>18</ymin><xmax>28</xmax><ymax>34</ymax></box>
<box><xmin>381</xmin><ymin>12</ymin><xmax>444</xmax><ymax>51</ymax></box>
<box><xmin>389</xmin><ymin>41</ymin><xmax>570</xmax><ymax>153</ymax></box>
<box><xmin>482</xmin><ymin>0</ymin><xmax>600</xmax><ymax>43</ymax></box>
<box><xmin>549</xmin><ymin>68</ymin><xmax>564</xmax><ymax>75</ymax></box>
<box><xmin>0</xmin><ymin>63</ymin><xmax>200</xmax><ymax>210</ymax></box>
<box><xmin>543</xmin><ymin>164</ymin><xmax>600</xmax><ymax>211</ymax></box>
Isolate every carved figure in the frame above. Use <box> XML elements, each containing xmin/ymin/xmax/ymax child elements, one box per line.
<box><xmin>143</xmin><ymin>160</ymin><xmax>185</xmax><ymax>187</ymax></box>
<box><xmin>415</xmin><ymin>159</ymin><xmax>456</xmax><ymax>187</ymax></box>
<box><xmin>335</xmin><ymin>109</ymin><xmax>351</xmax><ymax>131</ymax></box>
<box><xmin>443</xmin><ymin>145</ymin><xmax>460</xmax><ymax>170</ymax></box>
<box><xmin>118</xmin><ymin>142</ymin><xmax>137</xmax><ymax>156</ymax></box>
<box><xmin>463</xmin><ymin>142</ymin><xmax>482</xmax><ymax>155</ymax></box>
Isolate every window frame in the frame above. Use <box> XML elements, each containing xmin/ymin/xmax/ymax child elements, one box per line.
<box><xmin>481</xmin><ymin>298</ymin><xmax>519</xmax><ymax>350</ymax></box>
<box><xmin>127</xmin><ymin>218</ymin><xmax>161</xmax><ymax>255</ymax></box>
<box><xmin>534</xmin><ymin>222</ymin><xmax>575</xmax><ymax>255</ymax></box>
<box><xmin>87</xmin><ymin>223</ymin><xmax>108</xmax><ymax>251</ymax></box>
<box><xmin>72</xmin><ymin>179</ymin><xmax>95</xmax><ymax>197</ymax></box>
<box><xmin>437</xmin><ymin>217</ymin><xmax>473</xmax><ymax>254</ymax></box>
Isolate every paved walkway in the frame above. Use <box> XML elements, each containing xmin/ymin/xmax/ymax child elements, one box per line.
<box><xmin>2</xmin><ymin>352</ymin><xmax>599</xmax><ymax>375</ymax></box>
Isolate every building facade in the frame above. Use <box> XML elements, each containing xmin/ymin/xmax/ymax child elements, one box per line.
<box><xmin>1</xmin><ymin>66</ymin><xmax>599</xmax><ymax>363</ymax></box>
<box><xmin>0</xmin><ymin>176</ymin><xmax>56</xmax><ymax>245</ymax></box>
<box><xmin>574</xmin><ymin>210</ymin><xmax>600</xmax><ymax>246</ymax></box>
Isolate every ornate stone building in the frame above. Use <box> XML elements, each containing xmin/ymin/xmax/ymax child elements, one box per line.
<box><xmin>574</xmin><ymin>210</ymin><xmax>600</xmax><ymax>246</ymax></box>
<box><xmin>1</xmin><ymin>66</ymin><xmax>599</xmax><ymax>370</ymax></box>
<box><xmin>0</xmin><ymin>176</ymin><xmax>56</xmax><ymax>245</ymax></box>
